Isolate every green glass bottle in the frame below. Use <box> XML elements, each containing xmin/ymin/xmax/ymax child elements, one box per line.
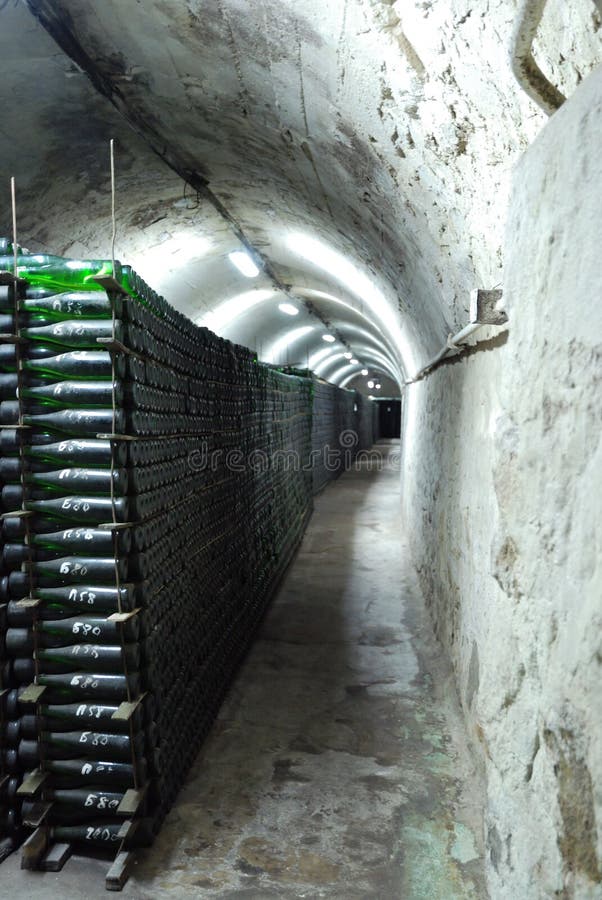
<box><xmin>1</xmin><ymin>437</ymin><xmax>126</xmax><ymax>468</ymax></box>
<box><xmin>37</xmin><ymin>467</ymin><xmax>125</xmax><ymax>493</ymax></box>
<box><xmin>24</xmin><ymin>350</ymin><xmax>123</xmax><ymax>381</ymax></box>
<box><xmin>18</xmin><ymin>380</ymin><xmax>121</xmax><ymax>408</ymax></box>
<box><xmin>23</xmin><ymin>555</ymin><xmax>127</xmax><ymax>586</ymax></box>
<box><xmin>21</xmin><ymin>319</ymin><xmax>124</xmax><ymax>349</ymax></box>
<box><xmin>23</xmin><ymin>494</ymin><xmax>129</xmax><ymax>524</ymax></box>
<box><xmin>14</xmin><ymin>291</ymin><xmax>120</xmax><ymax>319</ymax></box>
<box><xmin>20</xmin><ymin>408</ymin><xmax>125</xmax><ymax>436</ymax></box>
<box><xmin>28</xmin><ymin>527</ymin><xmax>130</xmax><ymax>556</ymax></box>
<box><xmin>0</xmin><ymin>253</ymin><xmax>115</xmax><ymax>293</ymax></box>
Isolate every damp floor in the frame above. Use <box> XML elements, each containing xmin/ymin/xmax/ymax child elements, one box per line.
<box><xmin>2</xmin><ymin>441</ymin><xmax>486</xmax><ymax>898</ymax></box>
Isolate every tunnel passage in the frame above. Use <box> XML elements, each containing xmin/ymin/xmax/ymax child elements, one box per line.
<box><xmin>0</xmin><ymin>0</ymin><xmax>601</xmax><ymax>897</ymax></box>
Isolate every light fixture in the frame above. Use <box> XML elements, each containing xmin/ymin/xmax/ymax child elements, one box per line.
<box><xmin>278</xmin><ymin>302</ymin><xmax>299</xmax><ymax>316</ymax></box>
<box><xmin>322</xmin><ymin>334</ymin><xmax>336</xmax><ymax>343</ymax></box>
<box><xmin>228</xmin><ymin>250</ymin><xmax>260</xmax><ymax>278</ymax></box>
<box><xmin>343</xmin><ymin>352</ymin><xmax>352</xmax><ymax>360</ymax></box>
<box><xmin>350</xmin><ymin>358</ymin><xmax>359</xmax><ymax>365</ymax></box>
<box><xmin>367</xmin><ymin>380</ymin><xmax>374</xmax><ymax>389</ymax></box>
<box><xmin>375</xmin><ymin>383</ymin><xmax>381</xmax><ymax>389</ymax></box>
<box><xmin>361</xmin><ymin>368</ymin><xmax>368</xmax><ymax>376</ymax></box>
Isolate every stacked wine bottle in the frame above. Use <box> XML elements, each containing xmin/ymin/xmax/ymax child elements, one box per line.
<box><xmin>0</xmin><ymin>243</ymin><xmax>374</xmax><ymax>871</ymax></box>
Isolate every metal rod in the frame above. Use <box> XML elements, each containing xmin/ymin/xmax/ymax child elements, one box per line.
<box><xmin>110</xmin><ymin>138</ymin><xmax>116</xmax><ymax>277</ymax></box>
<box><xmin>510</xmin><ymin>0</ymin><xmax>565</xmax><ymax>115</ymax></box>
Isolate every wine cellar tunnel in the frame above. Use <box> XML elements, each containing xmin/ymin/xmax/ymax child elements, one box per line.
<box><xmin>0</xmin><ymin>1</ymin><xmax>601</xmax><ymax>898</ymax></box>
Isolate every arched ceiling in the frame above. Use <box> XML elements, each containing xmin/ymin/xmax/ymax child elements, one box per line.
<box><xmin>0</xmin><ymin>1</ymin><xmax>599</xmax><ymax>394</ymax></box>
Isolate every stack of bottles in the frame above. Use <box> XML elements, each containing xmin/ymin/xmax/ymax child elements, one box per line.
<box><xmin>311</xmin><ymin>377</ymin><xmax>358</xmax><ymax>494</ymax></box>
<box><xmin>0</xmin><ymin>243</ymin><xmax>375</xmax><ymax>868</ymax></box>
<box><xmin>0</xmin><ymin>243</ymin><xmax>314</xmax><ymax>855</ymax></box>
<box><xmin>354</xmin><ymin>391</ymin><xmax>379</xmax><ymax>453</ymax></box>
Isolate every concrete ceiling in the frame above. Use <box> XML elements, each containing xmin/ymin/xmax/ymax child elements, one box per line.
<box><xmin>0</xmin><ymin>1</ymin><xmax>599</xmax><ymax>394</ymax></box>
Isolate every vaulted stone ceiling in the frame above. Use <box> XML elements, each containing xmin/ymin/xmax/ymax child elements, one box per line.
<box><xmin>0</xmin><ymin>0</ymin><xmax>599</xmax><ymax>392</ymax></box>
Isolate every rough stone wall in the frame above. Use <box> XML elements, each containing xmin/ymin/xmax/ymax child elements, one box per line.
<box><xmin>402</xmin><ymin>67</ymin><xmax>602</xmax><ymax>898</ymax></box>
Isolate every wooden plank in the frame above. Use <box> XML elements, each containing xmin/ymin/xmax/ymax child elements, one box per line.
<box><xmin>15</xmin><ymin>597</ymin><xmax>42</xmax><ymax>609</ymax></box>
<box><xmin>0</xmin><ymin>271</ymin><xmax>27</xmax><ymax>286</ymax></box>
<box><xmin>17</xmin><ymin>770</ymin><xmax>47</xmax><ymax>796</ymax></box>
<box><xmin>107</xmin><ymin>609</ymin><xmax>140</xmax><ymax>624</ymax></box>
<box><xmin>18</xmin><ymin>684</ymin><xmax>46</xmax><ymax>704</ymax></box>
<box><xmin>21</xmin><ymin>801</ymin><xmax>51</xmax><ymax>828</ymax></box>
<box><xmin>40</xmin><ymin>842</ymin><xmax>72</xmax><ymax>872</ymax></box>
<box><xmin>105</xmin><ymin>850</ymin><xmax>135</xmax><ymax>892</ymax></box>
<box><xmin>116</xmin><ymin>784</ymin><xmax>147</xmax><ymax>816</ymax></box>
<box><xmin>20</xmin><ymin>827</ymin><xmax>48</xmax><ymax>870</ymax></box>
<box><xmin>111</xmin><ymin>693</ymin><xmax>146</xmax><ymax>722</ymax></box>
<box><xmin>90</xmin><ymin>275</ymin><xmax>129</xmax><ymax>295</ymax></box>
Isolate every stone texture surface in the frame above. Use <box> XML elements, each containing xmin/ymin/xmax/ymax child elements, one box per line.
<box><xmin>0</xmin><ymin>3</ymin><xmax>601</xmax><ymax>897</ymax></box>
<box><xmin>402</xmin><ymin>68</ymin><xmax>602</xmax><ymax>898</ymax></box>
<box><xmin>1</xmin><ymin>445</ymin><xmax>485</xmax><ymax>898</ymax></box>
<box><xmin>4</xmin><ymin>0</ymin><xmax>600</xmax><ymax>373</ymax></box>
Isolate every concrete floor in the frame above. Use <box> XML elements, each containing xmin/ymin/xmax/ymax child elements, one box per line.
<box><xmin>2</xmin><ymin>441</ymin><xmax>486</xmax><ymax>898</ymax></box>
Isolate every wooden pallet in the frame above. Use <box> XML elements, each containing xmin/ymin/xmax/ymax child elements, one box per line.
<box><xmin>20</xmin><ymin>814</ymin><xmax>143</xmax><ymax>891</ymax></box>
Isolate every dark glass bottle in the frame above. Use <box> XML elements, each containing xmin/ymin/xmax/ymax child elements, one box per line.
<box><xmin>6</xmin><ymin>585</ymin><xmax>135</xmax><ymax>622</ymax></box>
<box><xmin>21</xmin><ymin>555</ymin><xmax>127</xmax><ymax>586</ymax></box>
<box><xmin>43</xmin><ymin>787</ymin><xmax>125</xmax><ymax>816</ymax></box>
<box><xmin>6</xmin><ymin>614</ymin><xmax>139</xmax><ymax>652</ymax></box>
<box><xmin>3</xmin><ymin>468</ymin><xmax>128</xmax><ymax>498</ymax></box>
<box><xmin>33</xmin><ymin>671</ymin><xmax>140</xmax><ymax>702</ymax></box>
<box><xmin>26</xmin><ymin>700</ymin><xmax>144</xmax><ymax>733</ymax></box>
<box><xmin>43</xmin><ymin>758</ymin><xmax>140</xmax><ymax>788</ymax></box>
<box><xmin>0</xmin><ymin>433</ymin><xmax>127</xmax><ymax>467</ymax></box>
<box><xmin>33</xmin><ymin>642</ymin><xmax>139</xmax><ymax>674</ymax></box>
<box><xmin>49</xmin><ymin>823</ymin><xmax>124</xmax><ymax>845</ymax></box>
<box><xmin>27</xmin><ymin>527</ymin><xmax>131</xmax><ymax>556</ymax></box>
<box><xmin>19</xmin><ymin>728</ymin><xmax>142</xmax><ymax>762</ymax></box>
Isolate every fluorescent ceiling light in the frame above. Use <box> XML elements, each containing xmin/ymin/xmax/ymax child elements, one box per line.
<box><xmin>197</xmin><ymin>289</ymin><xmax>276</xmax><ymax>334</ymax></box>
<box><xmin>228</xmin><ymin>250</ymin><xmax>260</xmax><ymax>278</ymax></box>
<box><xmin>375</xmin><ymin>383</ymin><xmax>382</xmax><ymax>389</ymax></box>
<box><xmin>278</xmin><ymin>303</ymin><xmax>299</xmax><ymax>316</ymax></box>
<box><xmin>343</xmin><ymin>352</ymin><xmax>352</xmax><ymax>360</ymax></box>
<box><xmin>265</xmin><ymin>325</ymin><xmax>314</xmax><ymax>363</ymax></box>
<box><xmin>322</xmin><ymin>334</ymin><xmax>336</xmax><ymax>343</ymax></box>
<box><xmin>367</xmin><ymin>380</ymin><xmax>375</xmax><ymax>389</ymax></box>
<box><xmin>350</xmin><ymin>358</ymin><xmax>359</xmax><ymax>365</ymax></box>
<box><xmin>361</xmin><ymin>368</ymin><xmax>369</xmax><ymax>376</ymax></box>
